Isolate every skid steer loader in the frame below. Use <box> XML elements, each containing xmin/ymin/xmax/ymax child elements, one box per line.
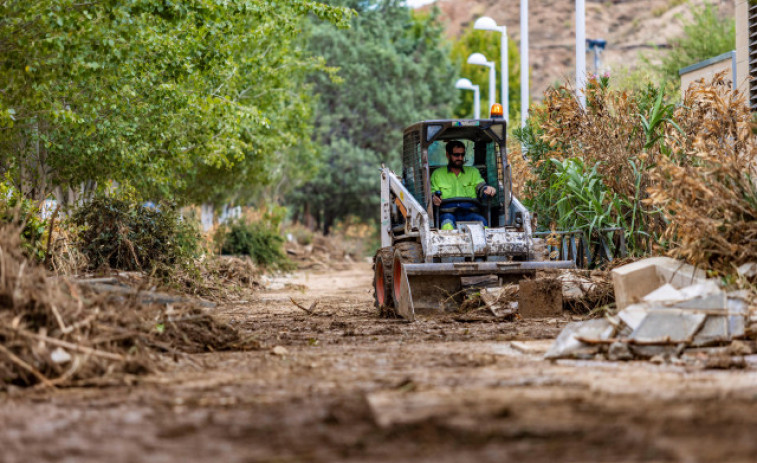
<box><xmin>373</xmin><ymin>106</ymin><xmax>576</xmax><ymax>321</ymax></box>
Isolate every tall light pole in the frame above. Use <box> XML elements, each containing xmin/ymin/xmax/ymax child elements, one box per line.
<box><xmin>467</xmin><ymin>53</ymin><xmax>496</xmax><ymax>114</ymax></box>
<box><xmin>576</xmin><ymin>0</ymin><xmax>586</xmax><ymax>109</ymax></box>
<box><xmin>520</xmin><ymin>0</ymin><xmax>529</xmax><ymax>129</ymax></box>
<box><xmin>473</xmin><ymin>16</ymin><xmax>508</xmax><ymax>122</ymax></box>
<box><xmin>455</xmin><ymin>78</ymin><xmax>481</xmax><ymax>119</ymax></box>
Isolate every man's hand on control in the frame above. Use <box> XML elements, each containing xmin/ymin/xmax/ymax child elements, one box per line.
<box><xmin>432</xmin><ymin>195</ymin><xmax>442</xmax><ymax>206</ymax></box>
<box><xmin>483</xmin><ymin>186</ymin><xmax>496</xmax><ymax>197</ymax></box>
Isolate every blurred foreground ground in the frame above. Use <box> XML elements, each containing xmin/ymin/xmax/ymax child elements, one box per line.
<box><xmin>1</xmin><ymin>262</ymin><xmax>756</xmax><ymax>462</ymax></box>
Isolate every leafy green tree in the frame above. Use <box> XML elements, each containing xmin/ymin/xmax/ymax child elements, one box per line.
<box><xmin>0</xmin><ymin>0</ymin><xmax>351</xmax><ymax>206</ymax></box>
<box><xmin>657</xmin><ymin>2</ymin><xmax>734</xmax><ymax>87</ymax></box>
<box><xmin>290</xmin><ymin>0</ymin><xmax>457</xmax><ymax>234</ymax></box>
<box><xmin>450</xmin><ymin>27</ymin><xmax>520</xmax><ymax>122</ymax></box>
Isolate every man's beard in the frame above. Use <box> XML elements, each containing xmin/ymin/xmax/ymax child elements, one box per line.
<box><xmin>450</xmin><ymin>159</ymin><xmax>464</xmax><ymax>169</ymax></box>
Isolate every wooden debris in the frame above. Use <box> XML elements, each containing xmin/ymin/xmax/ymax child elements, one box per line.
<box><xmin>289</xmin><ymin>298</ymin><xmax>319</xmax><ymax>315</ymax></box>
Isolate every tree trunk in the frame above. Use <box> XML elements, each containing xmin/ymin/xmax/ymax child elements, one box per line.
<box><xmin>323</xmin><ymin>210</ymin><xmax>334</xmax><ymax>236</ymax></box>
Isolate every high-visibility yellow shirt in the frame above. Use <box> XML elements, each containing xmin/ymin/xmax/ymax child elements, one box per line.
<box><xmin>430</xmin><ymin>166</ymin><xmax>485</xmax><ymax>200</ymax></box>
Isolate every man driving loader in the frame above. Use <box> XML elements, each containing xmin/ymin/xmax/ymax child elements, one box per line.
<box><xmin>430</xmin><ymin>140</ymin><xmax>496</xmax><ymax>230</ymax></box>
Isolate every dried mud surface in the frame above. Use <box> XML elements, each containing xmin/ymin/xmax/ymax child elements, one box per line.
<box><xmin>2</xmin><ymin>263</ymin><xmax>757</xmax><ymax>462</ymax></box>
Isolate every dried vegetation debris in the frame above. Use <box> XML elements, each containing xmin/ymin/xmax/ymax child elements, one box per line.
<box><xmin>0</xmin><ymin>228</ymin><xmax>259</xmax><ymax>390</ymax></box>
<box><xmin>284</xmin><ymin>235</ymin><xmax>352</xmax><ymax>270</ymax></box>
<box><xmin>173</xmin><ymin>255</ymin><xmax>261</xmax><ymax>301</ymax></box>
<box><xmin>646</xmin><ymin>74</ymin><xmax>757</xmax><ymax>273</ymax></box>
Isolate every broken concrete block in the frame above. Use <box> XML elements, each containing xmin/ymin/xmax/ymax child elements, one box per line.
<box><xmin>729</xmin><ymin>312</ymin><xmax>746</xmax><ymax>339</ymax></box>
<box><xmin>544</xmin><ymin>319</ymin><xmax>615</xmax><ymax>359</ymax></box>
<box><xmin>642</xmin><ymin>283</ymin><xmax>684</xmax><ymax>303</ymax></box>
<box><xmin>518</xmin><ymin>278</ymin><xmax>562</xmax><ymax>318</ymax></box>
<box><xmin>679</xmin><ymin>280</ymin><xmax>721</xmax><ymax>299</ymax></box>
<box><xmin>612</xmin><ymin>257</ymin><xmax>708</xmax><ymax>310</ymax></box>
<box><xmin>617</xmin><ymin>303</ymin><xmax>650</xmax><ymax>331</ymax></box>
<box><xmin>629</xmin><ymin>309</ymin><xmax>706</xmax><ymax>344</ymax></box>
<box><xmin>674</xmin><ymin>292</ymin><xmax>727</xmax><ymax>312</ymax></box>
<box><xmin>691</xmin><ymin>316</ymin><xmax>730</xmax><ymax>347</ymax></box>
<box><xmin>607</xmin><ymin>341</ymin><xmax>633</xmax><ymax>361</ymax></box>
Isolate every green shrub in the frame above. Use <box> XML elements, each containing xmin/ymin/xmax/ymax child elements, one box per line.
<box><xmin>220</xmin><ymin>220</ymin><xmax>291</xmax><ymax>269</ymax></box>
<box><xmin>0</xmin><ymin>184</ymin><xmax>48</xmax><ymax>261</ymax></box>
<box><xmin>72</xmin><ymin>197</ymin><xmax>200</xmax><ymax>276</ymax></box>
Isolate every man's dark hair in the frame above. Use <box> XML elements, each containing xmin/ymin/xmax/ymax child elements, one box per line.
<box><xmin>445</xmin><ymin>140</ymin><xmax>465</xmax><ymax>155</ymax></box>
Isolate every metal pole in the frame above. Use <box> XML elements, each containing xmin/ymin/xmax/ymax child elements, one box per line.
<box><xmin>501</xmin><ymin>27</ymin><xmax>509</xmax><ymax>121</ymax></box>
<box><xmin>594</xmin><ymin>47</ymin><xmax>600</xmax><ymax>73</ymax></box>
<box><xmin>488</xmin><ymin>63</ymin><xmax>496</xmax><ymax>114</ymax></box>
<box><xmin>473</xmin><ymin>85</ymin><xmax>481</xmax><ymax>120</ymax></box>
<box><xmin>520</xmin><ymin>0</ymin><xmax>528</xmax><ymax>128</ymax></box>
<box><xmin>576</xmin><ymin>0</ymin><xmax>586</xmax><ymax>109</ymax></box>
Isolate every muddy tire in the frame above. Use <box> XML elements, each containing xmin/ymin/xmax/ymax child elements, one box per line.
<box><xmin>373</xmin><ymin>247</ymin><xmax>395</xmax><ymax>316</ymax></box>
<box><xmin>391</xmin><ymin>241</ymin><xmax>423</xmax><ymax>308</ymax></box>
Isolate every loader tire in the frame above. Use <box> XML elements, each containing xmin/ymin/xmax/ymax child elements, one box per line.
<box><xmin>373</xmin><ymin>247</ymin><xmax>395</xmax><ymax>316</ymax></box>
<box><xmin>391</xmin><ymin>241</ymin><xmax>423</xmax><ymax>308</ymax></box>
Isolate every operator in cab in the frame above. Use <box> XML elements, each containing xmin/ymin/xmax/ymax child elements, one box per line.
<box><xmin>430</xmin><ymin>140</ymin><xmax>496</xmax><ymax>230</ymax></box>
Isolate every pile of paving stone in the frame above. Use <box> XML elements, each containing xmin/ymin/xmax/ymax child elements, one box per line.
<box><xmin>545</xmin><ymin>257</ymin><xmax>756</xmax><ymax>365</ymax></box>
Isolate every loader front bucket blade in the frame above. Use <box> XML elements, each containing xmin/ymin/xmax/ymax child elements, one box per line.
<box><xmin>395</xmin><ymin>260</ymin><xmax>576</xmax><ymax>321</ymax></box>
<box><xmin>396</xmin><ymin>264</ymin><xmax>415</xmax><ymax>321</ymax></box>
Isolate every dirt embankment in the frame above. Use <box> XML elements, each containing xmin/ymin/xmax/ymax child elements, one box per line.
<box><xmin>1</xmin><ymin>263</ymin><xmax>757</xmax><ymax>462</ymax></box>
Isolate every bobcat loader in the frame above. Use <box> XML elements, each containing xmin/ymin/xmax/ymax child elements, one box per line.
<box><xmin>373</xmin><ymin>106</ymin><xmax>576</xmax><ymax>321</ymax></box>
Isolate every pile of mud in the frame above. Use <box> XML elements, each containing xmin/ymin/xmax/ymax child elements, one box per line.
<box><xmin>284</xmin><ymin>235</ymin><xmax>353</xmax><ymax>271</ymax></box>
<box><xmin>0</xmin><ymin>228</ymin><xmax>258</xmax><ymax>390</ymax></box>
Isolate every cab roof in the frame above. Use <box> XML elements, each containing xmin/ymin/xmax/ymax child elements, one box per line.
<box><xmin>403</xmin><ymin>119</ymin><xmax>506</xmax><ymax>148</ymax></box>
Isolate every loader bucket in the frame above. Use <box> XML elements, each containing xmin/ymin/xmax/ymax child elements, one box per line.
<box><xmin>394</xmin><ymin>261</ymin><xmax>576</xmax><ymax>322</ymax></box>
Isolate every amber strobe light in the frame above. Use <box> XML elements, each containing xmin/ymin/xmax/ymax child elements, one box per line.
<box><xmin>490</xmin><ymin>103</ymin><xmax>504</xmax><ymax>118</ymax></box>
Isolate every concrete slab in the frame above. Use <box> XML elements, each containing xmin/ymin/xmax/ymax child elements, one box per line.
<box><xmin>691</xmin><ymin>316</ymin><xmax>730</xmax><ymax>347</ymax></box>
<box><xmin>629</xmin><ymin>309</ymin><xmax>706</xmax><ymax>344</ymax></box>
<box><xmin>643</xmin><ymin>284</ymin><xmax>683</xmax><ymax>303</ymax></box>
<box><xmin>679</xmin><ymin>280</ymin><xmax>722</xmax><ymax>299</ymax></box>
<box><xmin>675</xmin><ymin>292</ymin><xmax>727</xmax><ymax>312</ymax></box>
<box><xmin>617</xmin><ymin>303</ymin><xmax>650</xmax><ymax>331</ymax></box>
<box><xmin>612</xmin><ymin>257</ymin><xmax>708</xmax><ymax>310</ymax></box>
<box><xmin>544</xmin><ymin>319</ymin><xmax>615</xmax><ymax>360</ymax></box>
<box><xmin>730</xmin><ymin>315</ymin><xmax>746</xmax><ymax>339</ymax></box>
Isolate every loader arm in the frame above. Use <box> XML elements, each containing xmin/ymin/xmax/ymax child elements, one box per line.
<box><xmin>380</xmin><ymin>167</ymin><xmax>431</xmax><ymax>260</ymax></box>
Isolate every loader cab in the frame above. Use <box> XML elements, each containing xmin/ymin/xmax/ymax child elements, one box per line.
<box><xmin>400</xmin><ymin>118</ymin><xmax>515</xmax><ymax>229</ymax></box>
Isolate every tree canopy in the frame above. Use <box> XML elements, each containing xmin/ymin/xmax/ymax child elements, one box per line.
<box><xmin>289</xmin><ymin>0</ymin><xmax>458</xmax><ymax>234</ymax></box>
<box><xmin>0</xmin><ymin>0</ymin><xmax>351</xmax><ymax>205</ymax></box>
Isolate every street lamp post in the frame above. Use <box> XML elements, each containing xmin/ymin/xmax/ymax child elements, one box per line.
<box><xmin>576</xmin><ymin>0</ymin><xmax>586</xmax><ymax>109</ymax></box>
<box><xmin>467</xmin><ymin>53</ymin><xmax>496</xmax><ymax>114</ymax></box>
<box><xmin>473</xmin><ymin>16</ymin><xmax>508</xmax><ymax>122</ymax></box>
<box><xmin>455</xmin><ymin>78</ymin><xmax>480</xmax><ymax>119</ymax></box>
<box><xmin>520</xmin><ymin>0</ymin><xmax>528</xmax><ymax>129</ymax></box>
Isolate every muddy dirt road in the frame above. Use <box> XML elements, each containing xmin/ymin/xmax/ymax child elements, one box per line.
<box><xmin>2</xmin><ymin>263</ymin><xmax>757</xmax><ymax>462</ymax></box>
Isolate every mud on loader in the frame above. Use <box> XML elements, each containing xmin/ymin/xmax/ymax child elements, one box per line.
<box><xmin>373</xmin><ymin>113</ymin><xmax>576</xmax><ymax>321</ymax></box>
